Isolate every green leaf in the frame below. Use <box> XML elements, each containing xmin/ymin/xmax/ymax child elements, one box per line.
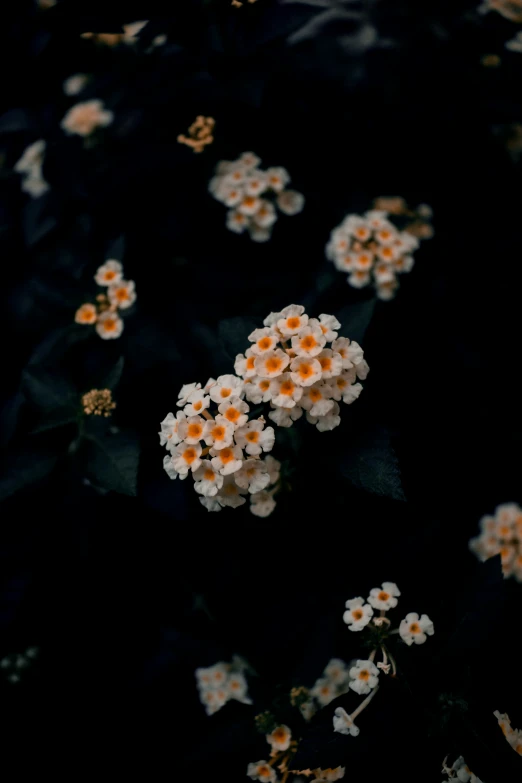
<box><xmin>31</xmin><ymin>408</ymin><xmax>78</xmax><ymax>434</ymax></box>
<box><xmin>101</xmin><ymin>356</ymin><xmax>125</xmax><ymax>391</ymax></box>
<box><xmin>340</xmin><ymin>427</ymin><xmax>405</xmax><ymax>501</ymax></box>
<box><xmin>0</xmin><ymin>438</ymin><xmax>59</xmax><ymax>502</ymax></box>
<box><xmin>22</xmin><ymin>366</ymin><xmax>77</xmax><ymax>412</ymax></box>
<box><xmin>85</xmin><ymin>429</ymin><xmax>139</xmax><ymax>496</ymax></box>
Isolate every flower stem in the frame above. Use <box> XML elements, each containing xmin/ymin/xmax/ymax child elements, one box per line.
<box><xmin>350</xmin><ymin>685</ymin><xmax>380</xmax><ymax>722</ymax></box>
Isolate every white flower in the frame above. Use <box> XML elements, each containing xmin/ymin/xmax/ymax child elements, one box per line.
<box><xmin>234</xmin><ymin>350</ymin><xmax>257</xmax><ymax>378</ymax></box>
<box><xmin>250</xmin><ymin>490</ymin><xmax>277</xmax><ymax>517</ymax></box>
<box><xmin>306</xmin><ymin>401</ymin><xmax>341</xmax><ymax>431</ymax></box>
<box><xmin>290</xmin><ymin>356</ymin><xmax>322</xmax><ymax>387</ymax></box>
<box><xmin>95</xmin><ymin>310</ymin><xmax>124</xmax><ymax>339</ymax></box>
<box><xmin>299</xmin><ymin>383</ymin><xmax>334</xmax><ymax>417</ymax></box>
<box><xmin>193</xmin><ymin>460</ymin><xmax>224</xmax><ymax>497</ymax></box>
<box><xmin>264</xmin><ymin>455</ymin><xmax>281</xmax><ymax>485</ymax></box>
<box><xmin>347</xmin><ymin>216</ymin><xmax>372</xmax><ymax>243</ymax></box>
<box><xmin>245</xmin><ymin>171</ymin><xmax>267</xmax><ymax>197</ymax></box>
<box><xmin>210</xmin><ymin>444</ymin><xmax>243</xmax><ymax>476</ymax></box>
<box><xmin>216</xmin><ymin>475</ymin><xmax>248</xmax><ymax>508</ymax></box>
<box><xmin>263</xmin><ymin>311</ymin><xmax>281</xmax><ymax>327</ymax></box>
<box><xmin>14</xmin><ymin>140</ymin><xmax>46</xmax><ymax>174</ymax></box>
<box><xmin>63</xmin><ymin>73</ymin><xmax>88</xmax><ymax>95</ymax></box>
<box><xmin>343</xmin><ymin>597</ymin><xmax>373</xmax><ymax>631</ymax></box>
<box><xmin>330</xmin><ymin>337</ymin><xmax>354</xmax><ymax>370</ymax></box>
<box><xmin>249</xmin><ymin>225</ymin><xmax>272</xmax><ymax>243</ymax></box>
<box><xmin>270</xmin><ymin>373</ymin><xmax>303</xmax><ymax>408</ymax></box>
<box><xmin>348</xmin><ymin>660</ymin><xmax>379</xmax><ymax>695</ymax></box>
<box><xmin>277</xmin><ymin>189</ymin><xmax>305</xmax><ymax>215</ymax></box>
<box><xmin>254</xmin><ymin>349</ymin><xmax>290</xmax><ymax>379</ymax></box>
<box><xmin>268</xmin><ymin>404</ymin><xmax>303</xmax><ymax>428</ymax></box>
<box><xmin>277</xmin><ymin>304</ymin><xmax>309</xmax><ymax>336</ymax></box>
<box><xmin>159</xmin><ymin>410</ymin><xmax>187</xmax><ymax>449</ymax></box>
<box><xmin>376</xmin><ymin>280</ymin><xmax>399</xmax><ymax>301</ymax></box>
<box><xmin>373</xmin><ymin>262</ymin><xmax>396</xmax><ymax>284</ymax></box>
<box><xmin>177</xmin><ymin>382</ymin><xmax>201</xmax><ymax>407</ymax></box>
<box><xmin>352</xmin><ymin>250</ymin><xmax>374</xmax><ymax>271</ymax></box>
<box><xmin>199</xmin><ymin>496</ymin><xmax>222</xmax><ymax>512</ymax></box>
<box><xmin>311</xmin><ymin>350</ymin><xmax>343</xmax><ymax>384</ymax></box>
<box><xmin>375</xmin><ymin>223</ymin><xmax>398</xmax><ymax>246</ymax></box>
<box><xmin>348</xmin><ymin>270</ymin><xmax>371</xmax><ymax>288</ymax></box>
<box><xmin>364</xmin><ymin>209</ymin><xmax>389</xmax><ymax>230</ymax></box>
<box><xmin>75</xmin><ymin>303</ymin><xmax>97</xmax><ymax>325</ymax></box>
<box><xmin>247</xmin><ymin>761</ymin><xmax>277</xmax><ymax>782</ymax></box>
<box><xmin>184</xmin><ymin>389</ymin><xmax>211</xmax><ymax>417</ymax></box>
<box><xmin>317</xmin><ymin>313</ymin><xmax>341</xmax><ymax>341</ymax></box>
<box><xmin>200</xmin><ymin>687</ymin><xmax>229</xmax><ymax>715</ymax></box>
<box><xmin>239</xmin><ymin>151</ymin><xmax>261</xmax><ymax>170</ymax></box>
<box><xmin>22</xmin><ymin>176</ymin><xmax>49</xmax><ymax>198</ymax></box>
<box><xmin>324</xmin><ymin>658</ymin><xmax>349</xmax><ymax>686</ymax></box>
<box><xmin>330</xmin><ymin>369</ymin><xmax>357</xmax><ymax>401</ymax></box>
<box><xmin>253</xmin><ymin>200</ymin><xmax>278</xmax><ymax>228</ymax></box>
<box><xmin>333</xmin><ymin>706</ymin><xmax>360</xmax><ymax>737</ymax></box>
<box><xmin>218</xmin><ymin>397</ymin><xmax>250</xmax><ymax>428</ymax></box>
<box><xmin>234</xmin><ymin>419</ymin><xmax>275</xmax><ymax>456</ymax></box>
<box><xmin>291</xmin><ymin>324</ymin><xmax>326</xmax><ymax>358</ymax></box>
<box><xmin>61</xmin><ymin>99</ymin><xmax>113</xmax><ymax>136</ymax></box>
<box><xmin>226</xmin><ymin>209</ymin><xmax>249</xmax><ymax>234</ymax></box>
<box><xmin>311</xmin><ymin>677</ymin><xmax>337</xmax><ymax>706</ymax></box>
<box><xmin>368</xmin><ymin>582</ymin><xmax>401</xmax><ymax>611</ymax></box>
<box><xmin>221</xmin><ymin>184</ymin><xmax>244</xmax><ymax>208</ymax></box>
<box><xmin>238</xmin><ymin>195</ymin><xmax>262</xmax><ymax>216</ymax></box>
<box><xmin>265</xmin><ymin>166</ymin><xmax>290</xmax><ymax>192</ymax></box>
<box><xmin>177</xmin><ymin>415</ymin><xmax>205</xmax><ymax>444</ymax></box>
<box><xmin>341</xmin><ymin>382</ymin><xmax>363</xmax><ymax>405</ymax></box>
<box><xmin>171</xmin><ymin>442</ymin><xmax>202</xmax><ymax>477</ymax></box>
<box><xmin>394</xmin><ymin>255</ymin><xmax>414</xmax><ymax>274</ymax></box>
<box><xmin>235</xmin><ymin>459</ymin><xmax>271</xmax><ymax>494</ymax></box>
<box><xmin>399</xmin><ymin>613</ymin><xmax>434</xmax><ymax>646</ymax></box>
<box><xmin>266</xmin><ymin>724</ymin><xmax>292</xmax><ymax>752</ymax></box>
<box><xmin>376</xmin><ymin>244</ymin><xmax>399</xmax><ymax>264</ymax></box>
<box><xmin>108</xmin><ymin>279</ymin><xmax>136</xmax><ymax>310</ymax></box>
<box><xmin>203</xmin><ymin>415</ymin><xmax>235</xmax><ymax>450</ymax></box>
<box><xmin>95</xmin><ymin>259</ymin><xmax>123</xmax><ymax>286</ymax></box>
<box><xmin>209</xmin><ymin>374</ymin><xmax>244</xmax><ymax>403</ymax></box>
<box><xmin>227</xmin><ymin>672</ymin><xmax>251</xmax><ymax>703</ymax></box>
<box><xmin>244</xmin><ymin>376</ymin><xmax>273</xmax><ymax>404</ymax></box>
<box><xmin>248</xmin><ymin>327</ymin><xmax>279</xmax><ymax>355</ymax></box>
<box><xmin>163</xmin><ymin>454</ymin><xmax>179</xmax><ymax>480</ymax></box>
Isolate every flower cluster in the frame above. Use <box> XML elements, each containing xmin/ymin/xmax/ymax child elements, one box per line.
<box><xmin>478</xmin><ymin>0</ymin><xmax>522</xmax><ymax>23</ymax></box>
<box><xmin>14</xmin><ymin>140</ymin><xmax>49</xmax><ymax>198</ymax></box>
<box><xmin>325</xmin><ymin>199</ymin><xmax>433</xmax><ymax>299</ymax></box>
<box><xmin>469</xmin><ymin>502</ymin><xmax>522</xmax><ymax>581</ymax></box>
<box><xmin>177</xmin><ymin>116</ymin><xmax>215</xmax><ymax>153</ymax></box>
<box><xmin>74</xmin><ymin>260</ymin><xmax>136</xmax><ymax>339</ymax></box>
<box><xmin>195</xmin><ymin>659</ymin><xmax>252</xmax><ymax>715</ymax></box>
<box><xmin>442</xmin><ymin>756</ymin><xmax>483</xmax><ymax>782</ymax></box>
<box><xmin>300</xmin><ymin>659</ymin><xmax>352</xmax><ymax>718</ymax></box>
<box><xmin>334</xmin><ymin>582</ymin><xmax>434</xmax><ymax>739</ymax></box>
<box><xmin>209</xmin><ymin>152</ymin><xmax>305</xmax><ymax>242</ymax></box>
<box><xmin>1</xmin><ymin>646</ymin><xmax>39</xmax><ymax>685</ymax></box>
<box><xmin>495</xmin><ymin>710</ymin><xmax>522</xmax><ymax>755</ymax></box>
<box><xmin>61</xmin><ymin>99</ymin><xmax>113</xmax><ymax>137</ymax></box>
<box><xmin>236</xmin><ymin>304</ymin><xmax>368</xmax><ymax>432</ymax></box>
<box><xmin>82</xmin><ymin>388</ymin><xmax>116</xmax><ymax>417</ymax></box>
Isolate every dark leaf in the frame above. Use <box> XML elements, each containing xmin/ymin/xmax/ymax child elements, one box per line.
<box><xmin>340</xmin><ymin>426</ymin><xmax>405</xmax><ymax>501</ymax></box>
<box><xmin>218</xmin><ymin>316</ymin><xmax>257</xmax><ymax>362</ymax></box>
<box><xmin>0</xmin><ymin>437</ymin><xmax>59</xmax><ymax>502</ymax></box>
<box><xmin>335</xmin><ymin>298</ymin><xmax>376</xmax><ymax>345</ymax></box>
<box><xmin>101</xmin><ymin>356</ymin><xmax>125</xmax><ymax>391</ymax></box>
<box><xmin>0</xmin><ymin>109</ymin><xmax>32</xmax><ymax>134</ymax></box>
<box><xmin>85</xmin><ymin>429</ymin><xmax>140</xmax><ymax>497</ymax></box>
<box><xmin>22</xmin><ymin>366</ymin><xmax>77</xmax><ymax>412</ymax></box>
<box><xmin>30</xmin><ymin>408</ymin><xmax>78</xmax><ymax>434</ymax></box>
<box><xmin>23</xmin><ymin>195</ymin><xmax>57</xmax><ymax>247</ymax></box>
<box><xmin>105</xmin><ymin>235</ymin><xmax>125</xmax><ymax>261</ymax></box>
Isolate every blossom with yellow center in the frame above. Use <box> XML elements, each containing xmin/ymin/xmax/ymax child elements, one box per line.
<box><xmin>277</xmin><ymin>304</ymin><xmax>309</xmax><ymax>336</ymax></box>
<box><xmin>235</xmin><ymin>458</ymin><xmax>270</xmax><ymax>494</ymax></box>
<box><xmin>399</xmin><ymin>612</ymin><xmax>434</xmax><ymax>646</ymax></box>
<box><xmin>217</xmin><ymin>397</ymin><xmax>250</xmax><ymax>428</ymax></box>
<box><xmin>246</xmin><ymin>761</ymin><xmax>277</xmax><ymax>782</ymax></box>
<box><xmin>269</xmin><ymin>372</ymin><xmax>303</xmax><ymax>408</ymax></box>
<box><xmin>291</xmin><ymin>324</ymin><xmax>326</xmax><ymax>358</ymax></box>
<box><xmin>170</xmin><ymin>442</ymin><xmax>203</xmax><ymax>477</ymax></box>
<box><xmin>95</xmin><ymin>310</ymin><xmax>124</xmax><ymax>339</ymax></box>
<box><xmin>210</xmin><ymin>444</ymin><xmax>243</xmax><ymax>476</ymax></box>
<box><xmin>159</xmin><ymin>411</ymin><xmax>186</xmax><ymax>450</ymax></box>
<box><xmin>254</xmin><ymin>349</ymin><xmax>290</xmax><ymax>379</ymax></box>
<box><xmin>177</xmin><ymin>415</ymin><xmax>205</xmax><ymax>445</ymax></box>
<box><xmin>289</xmin><ymin>356</ymin><xmax>322</xmax><ymax>387</ymax></box>
<box><xmin>75</xmin><ymin>303</ymin><xmax>97</xmax><ymax>325</ymax></box>
<box><xmin>234</xmin><ymin>350</ymin><xmax>257</xmax><ymax>378</ymax></box>
<box><xmin>248</xmin><ymin>327</ymin><xmax>278</xmax><ymax>356</ymax></box>
<box><xmin>368</xmin><ymin>582</ymin><xmax>401</xmax><ymax>611</ymax></box>
<box><xmin>266</xmin><ymin>724</ymin><xmax>292</xmax><ymax>752</ymax></box>
<box><xmin>193</xmin><ymin>460</ymin><xmax>224</xmax><ymax>497</ymax></box>
<box><xmin>343</xmin><ymin>597</ymin><xmax>373</xmax><ymax>631</ymax></box>
<box><xmin>208</xmin><ymin>374</ymin><xmax>244</xmax><ymax>403</ymax></box>
<box><xmin>234</xmin><ymin>419</ymin><xmax>275</xmax><ymax>456</ymax></box>
<box><xmin>94</xmin><ymin>260</ymin><xmax>123</xmax><ymax>286</ymax></box>
<box><xmin>348</xmin><ymin>660</ymin><xmax>379</xmax><ymax>695</ymax></box>
<box><xmin>108</xmin><ymin>279</ymin><xmax>136</xmax><ymax>310</ymax></box>
<box><xmin>202</xmin><ymin>415</ymin><xmax>235</xmax><ymax>450</ymax></box>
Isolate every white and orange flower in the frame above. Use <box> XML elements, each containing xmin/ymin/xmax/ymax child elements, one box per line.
<box><xmin>95</xmin><ymin>310</ymin><xmax>124</xmax><ymax>339</ymax></box>
<box><xmin>210</xmin><ymin>444</ymin><xmax>243</xmax><ymax>476</ymax></box>
<box><xmin>248</xmin><ymin>327</ymin><xmax>279</xmax><ymax>355</ymax></box>
<box><xmin>234</xmin><ymin>350</ymin><xmax>257</xmax><ymax>379</ymax></box>
<box><xmin>202</xmin><ymin>415</ymin><xmax>235</xmax><ymax>450</ymax></box>
<box><xmin>254</xmin><ymin>349</ymin><xmax>290</xmax><ymax>379</ymax></box>
<box><xmin>95</xmin><ymin>260</ymin><xmax>123</xmax><ymax>286</ymax></box>
<box><xmin>266</xmin><ymin>724</ymin><xmax>292</xmax><ymax>752</ymax></box>
<box><xmin>108</xmin><ymin>279</ymin><xmax>136</xmax><ymax>310</ymax></box>
<box><xmin>244</xmin><ymin>376</ymin><xmax>273</xmax><ymax>404</ymax></box>
<box><xmin>159</xmin><ymin>411</ymin><xmax>186</xmax><ymax>450</ymax></box>
<box><xmin>234</xmin><ymin>458</ymin><xmax>271</xmax><ymax>494</ymax></box>
<box><xmin>170</xmin><ymin>442</ymin><xmax>203</xmax><ymax>477</ymax></box>
<box><xmin>348</xmin><ymin>660</ymin><xmax>379</xmax><ymax>695</ymax></box>
<box><xmin>268</xmin><ymin>404</ymin><xmax>303</xmax><ymax>428</ymax></box>
<box><xmin>291</xmin><ymin>324</ymin><xmax>326</xmax><ymax>358</ymax></box>
<box><xmin>184</xmin><ymin>389</ymin><xmax>211</xmax><ymax>417</ymax></box>
<box><xmin>343</xmin><ymin>597</ymin><xmax>373</xmax><ymax>631</ymax></box>
<box><xmin>234</xmin><ymin>419</ymin><xmax>275</xmax><ymax>456</ymax></box>
<box><xmin>399</xmin><ymin>612</ymin><xmax>434</xmax><ymax>646</ymax></box>
<box><xmin>290</xmin><ymin>356</ymin><xmax>322</xmax><ymax>387</ymax></box>
<box><xmin>177</xmin><ymin>415</ymin><xmax>206</xmax><ymax>444</ymax></box>
<box><xmin>75</xmin><ymin>303</ymin><xmax>97</xmax><ymax>324</ymax></box>
<box><xmin>270</xmin><ymin>372</ymin><xmax>303</xmax><ymax>408</ymax></box>
<box><xmin>265</xmin><ymin>166</ymin><xmax>290</xmax><ymax>192</ymax></box>
<box><xmin>209</xmin><ymin>374</ymin><xmax>244</xmax><ymax>403</ymax></box>
<box><xmin>193</xmin><ymin>460</ymin><xmax>224</xmax><ymax>497</ymax></box>
<box><xmin>61</xmin><ymin>99</ymin><xmax>113</xmax><ymax>136</ymax></box>
<box><xmin>277</xmin><ymin>304</ymin><xmax>309</xmax><ymax>336</ymax></box>
<box><xmin>218</xmin><ymin>397</ymin><xmax>250</xmax><ymax>428</ymax></box>
<box><xmin>247</xmin><ymin>761</ymin><xmax>277</xmax><ymax>782</ymax></box>
<box><xmin>299</xmin><ymin>382</ymin><xmax>334</xmax><ymax>417</ymax></box>
<box><xmin>368</xmin><ymin>582</ymin><xmax>401</xmax><ymax>611</ymax></box>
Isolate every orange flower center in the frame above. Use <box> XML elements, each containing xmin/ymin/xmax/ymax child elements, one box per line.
<box><xmin>220</xmin><ymin>388</ymin><xmax>231</xmax><ymax>398</ymax></box>
<box><xmin>104</xmin><ymin>318</ymin><xmax>116</xmax><ymax>331</ymax></box>
<box><xmin>266</xmin><ymin>357</ymin><xmax>282</xmax><ymax>373</ymax></box>
<box><xmin>359</xmin><ymin>670</ymin><xmax>370</xmax><ymax>681</ymax></box>
<box><xmin>246</xmin><ymin>431</ymin><xmax>259</xmax><ymax>443</ymax></box>
<box><xmin>309</xmin><ymin>388</ymin><xmax>322</xmax><ymax>402</ymax></box>
<box><xmin>188</xmin><ymin>423</ymin><xmax>203</xmax><ymax>439</ymax></box>
<box><xmin>378</xmin><ymin>591</ymin><xmax>389</xmax><ymax>602</ymax></box>
<box><xmin>246</xmin><ymin>356</ymin><xmax>255</xmax><ymax>370</ymax></box>
<box><xmin>183</xmin><ymin>448</ymin><xmax>197</xmax><ymax>464</ymax></box>
<box><xmin>212</xmin><ymin>426</ymin><xmax>225</xmax><ymax>440</ymax></box>
<box><xmin>203</xmin><ymin>469</ymin><xmax>215</xmax><ymax>481</ymax></box>
<box><xmin>104</xmin><ymin>270</ymin><xmax>116</xmax><ymax>281</ymax></box>
<box><xmin>300</xmin><ymin>335</ymin><xmax>317</xmax><ymax>351</ymax></box>
<box><xmin>410</xmin><ymin>623</ymin><xmax>420</xmax><ymax>634</ymax></box>
<box><xmin>280</xmin><ymin>381</ymin><xmax>294</xmax><ymax>394</ymax></box>
<box><xmin>259</xmin><ymin>380</ymin><xmax>270</xmax><ymax>391</ymax></box>
<box><xmin>319</xmin><ymin>357</ymin><xmax>332</xmax><ymax>372</ymax></box>
<box><xmin>220</xmin><ymin>448</ymin><xmax>233</xmax><ymax>463</ymax></box>
<box><xmin>299</xmin><ymin>363</ymin><xmax>312</xmax><ymax>378</ymax></box>
<box><xmin>352</xmin><ymin>609</ymin><xmax>363</xmax><ymax>620</ymax></box>
<box><xmin>286</xmin><ymin>317</ymin><xmax>300</xmax><ymax>330</ymax></box>
<box><xmin>225</xmin><ymin>408</ymin><xmax>240</xmax><ymax>423</ymax></box>
<box><xmin>193</xmin><ymin>401</ymin><xmax>202</xmax><ymax>411</ymax></box>
<box><xmin>258</xmin><ymin>337</ymin><xmax>272</xmax><ymax>351</ymax></box>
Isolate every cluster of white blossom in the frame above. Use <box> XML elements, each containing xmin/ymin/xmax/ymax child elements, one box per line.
<box><xmin>333</xmin><ymin>582</ymin><xmax>434</xmax><ymax>739</ymax></box>
<box><xmin>14</xmin><ymin>140</ymin><xmax>49</xmax><ymax>198</ymax></box>
<box><xmin>209</xmin><ymin>152</ymin><xmax>305</xmax><ymax>242</ymax></box>
<box><xmin>236</xmin><ymin>304</ymin><xmax>368</xmax><ymax>431</ymax></box>
<box><xmin>469</xmin><ymin>502</ymin><xmax>522</xmax><ymax>581</ymax></box>
<box><xmin>495</xmin><ymin>710</ymin><xmax>522</xmax><ymax>756</ymax></box>
<box><xmin>161</xmin><ymin>305</ymin><xmax>367</xmax><ymax>515</ymax></box>
<box><xmin>297</xmin><ymin>659</ymin><xmax>352</xmax><ymax>720</ymax></box>
<box><xmin>1</xmin><ymin>646</ymin><xmax>39</xmax><ymax>684</ymax></box>
<box><xmin>61</xmin><ymin>99</ymin><xmax>113</xmax><ymax>137</ymax></box>
<box><xmin>325</xmin><ymin>203</ymin><xmax>432</xmax><ymax>299</ymax></box>
<box><xmin>195</xmin><ymin>659</ymin><xmax>252</xmax><ymax>715</ymax></box>
<box><xmin>441</xmin><ymin>757</ymin><xmax>483</xmax><ymax>783</ymax></box>
<box><xmin>75</xmin><ymin>260</ymin><xmax>136</xmax><ymax>339</ymax></box>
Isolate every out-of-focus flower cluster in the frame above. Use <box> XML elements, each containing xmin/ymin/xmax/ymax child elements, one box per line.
<box><xmin>82</xmin><ymin>388</ymin><xmax>116</xmax><ymax>417</ymax></box>
<box><xmin>195</xmin><ymin>659</ymin><xmax>252</xmax><ymax>715</ymax></box>
<box><xmin>469</xmin><ymin>502</ymin><xmax>522</xmax><ymax>581</ymax></box>
<box><xmin>442</xmin><ymin>756</ymin><xmax>483</xmax><ymax>782</ymax></box>
<box><xmin>1</xmin><ymin>646</ymin><xmax>39</xmax><ymax>684</ymax></box>
<box><xmin>478</xmin><ymin>0</ymin><xmax>522</xmax><ymax>23</ymax></box>
<box><xmin>161</xmin><ymin>306</ymin><xmax>367</xmax><ymax>515</ymax></box>
<box><xmin>178</xmin><ymin>116</ymin><xmax>215</xmax><ymax>153</ymax></box>
<box><xmin>209</xmin><ymin>152</ymin><xmax>305</xmax><ymax>242</ymax></box>
<box><xmin>80</xmin><ymin>21</ymin><xmax>149</xmax><ymax>47</ymax></box>
<box><xmin>14</xmin><ymin>140</ymin><xmax>49</xmax><ymax>198</ymax></box>
<box><xmin>334</xmin><ymin>582</ymin><xmax>434</xmax><ymax>739</ymax></box>
<box><xmin>61</xmin><ymin>99</ymin><xmax>113</xmax><ymax>137</ymax></box>
<box><xmin>326</xmin><ymin>198</ymin><xmax>433</xmax><ymax>299</ymax></box>
<box><xmin>495</xmin><ymin>710</ymin><xmax>522</xmax><ymax>755</ymax></box>
<box><xmin>75</xmin><ymin>260</ymin><xmax>136</xmax><ymax>339</ymax></box>
<box><xmin>293</xmin><ymin>659</ymin><xmax>351</xmax><ymax>722</ymax></box>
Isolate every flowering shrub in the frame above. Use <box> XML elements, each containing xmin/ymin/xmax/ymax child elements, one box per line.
<box><xmin>469</xmin><ymin>502</ymin><xmax>522</xmax><ymax>581</ymax></box>
<box><xmin>209</xmin><ymin>152</ymin><xmax>305</xmax><ymax>242</ymax></box>
<box><xmin>74</xmin><ymin>260</ymin><xmax>136</xmax><ymax>339</ymax></box>
<box><xmin>160</xmin><ymin>305</ymin><xmax>368</xmax><ymax>515</ymax></box>
<box><xmin>325</xmin><ymin>199</ymin><xmax>433</xmax><ymax>299</ymax></box>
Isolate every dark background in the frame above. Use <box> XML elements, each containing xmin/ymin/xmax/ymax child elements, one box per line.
<box><xmin>1</xmin><ymin>1</ymin><xmax>522</xmax><ymax>778</ymax></box>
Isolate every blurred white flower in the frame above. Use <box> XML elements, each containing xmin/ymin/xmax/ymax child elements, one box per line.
<box><xmin>333</xmin><ymin>706</ymin><xmax>360</xmax><ymax>737</ymax></box>
<box><xmin>95</xmin><ymin>260</ymin><xmax>123</xmax><ymax>286</ymax></box>
<box><xmin>193</xmin><ymin>460</ymin><xmax>224</xmax><ymax>497</ymax></box>
<box><xmin>277</xmin><ymin>189</ymin><xmax>305</xmax><ymax>215</ymax></box>
<box><xmin>247</xmin><ymin>761</ymin><xmax>277</xmax><ymax>782</ymax></box>
<box><xmin>61</xmin><ymin>99</ymin><xmax>113</xmax><ymax>136</ymax></box>
<box><xmin>235</xmin><ymin>458</ymin><xmax>271</xmax><ymax>494</ymax></box>
<box><xmin>266</xmin><ymin>724</ymin><xmax>292</xmax><ymax>751</ymax></box>
<box><xmin>63</xmin><ymin>73</ymin><xmax>89</xmax><ymax>95</ymax></box>
<box><xmin>108</xmin><ymin>279</ymin><xmax>136</xmax><ymax>309</ymax></box>
<box><xmin>250</xmin><ymin>490</ymin><xmax>277</xmax><ymax>517</ymax></box>
<box><xmin>95</xmin><ymin>310</ymin><xmax>124</xmax><ymax>339</ymax></box>
<box><xmin>348</xmin><ymin>659</ymin><xmax>379</xmax><ymax>695</ymax></box>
